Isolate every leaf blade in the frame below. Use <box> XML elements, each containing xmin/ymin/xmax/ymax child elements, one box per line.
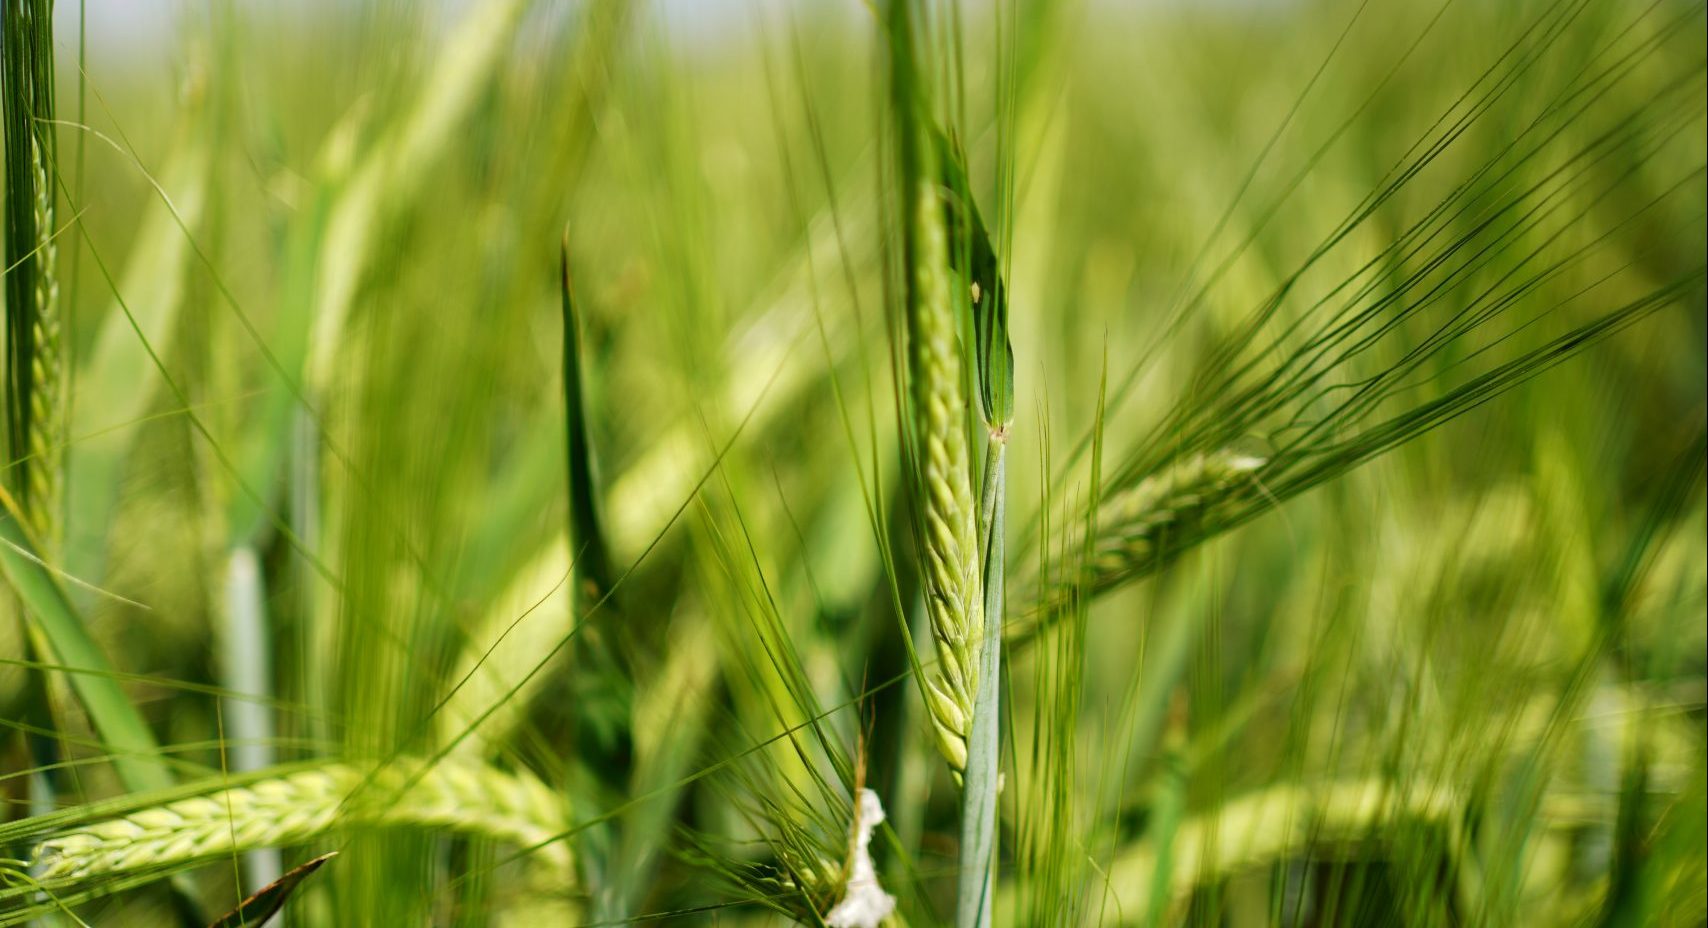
<box><xmin>0</xmin><ymin>486</ymin><xmax>174</xmax><ymax>794</ymax></box>
<box><xmin>205</xmin><ymin>852</ymin><xmax>337</xmax><ymax>928</ymax></box>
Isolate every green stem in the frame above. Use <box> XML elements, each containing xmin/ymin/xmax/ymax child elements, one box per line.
<box><xmin>958</xmin><ymin>435</ymin><xmax>1006</xmax><ymax>928</ymax></box>
<box><xmin>220</xmin><ymin>545</ymin><xmax>280</xmax><ymax>893</ymax></box>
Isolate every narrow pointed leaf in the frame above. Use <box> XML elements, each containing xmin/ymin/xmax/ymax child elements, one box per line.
<box><xmin>561</xmin><ymin>233</ymin><xmax>613</xmax><ymax>601</ymax></box>
<box><xmin>205</xmin><ymin>852</ymin><xmax>337</xmax><ymax>928</ymax></box>
<box><xmin>0</xmin><ymin>487</ymin><xmax>174</xmax><ymax>793</ymax></box>
<box><xmin>935</xmin><ymin>128</ymin><xmax>1013</xmax><ymax>431</ymax></box>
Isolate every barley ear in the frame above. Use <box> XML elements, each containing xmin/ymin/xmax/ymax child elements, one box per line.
<box><xmin>29</xmin><ymin>760</ymin><xmax>574</xmax><ymax>886</ymax></box>
<box><xmin>24</xmin><ymin>134</ymin><xmax>61</xmax><ymax>545</ymax></box>
<box><xmin>911</xmin><ymin>164</ymin><xmax>983</xmax><ymax>776</ymax></box>
<box><xmin>1044</xmin><ymin>451</ymin><xmax>1267</xmax><ymax>613</ymax></box>
<box><xmin>941</xmin><ymin>127</ymin><xmax>1012</xmax><ymax>928</ymax></box>
<box><xmin>887</xmin><ymin>8</ymin><xmax>1012</xmax><ymax>923</ymax></box>
<box><xmin>3</xmin><ymin>0</ymin><xmax>63</xmax><ymax>541</ymax></box>
<box><xmin>890</xmin><ymin>1</ymin><xmax>982</xmax><ymax>779</ymax></box>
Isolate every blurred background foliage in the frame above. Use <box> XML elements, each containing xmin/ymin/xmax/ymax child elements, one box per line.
<box><xmin>0</xmin><ymin>0</ymin><xmax>1703</xmax><ymax>924</ymax></box>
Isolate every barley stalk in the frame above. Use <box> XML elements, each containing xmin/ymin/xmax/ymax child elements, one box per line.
<box><xmin>30</xmin><ymin>759</ymin><xmax>573</xmax><ymax>883</ymax></box>
<box><xmin>958</xmin><ymin>435</ymin><xmax>1004</xmax><ymax>928</ymax></box>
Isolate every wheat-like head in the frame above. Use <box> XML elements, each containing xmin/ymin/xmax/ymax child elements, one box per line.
<box><xmin>1031</xmin><ymin>452</ymin><xmax>1267</xmax><ymax>617</ymax></box>
<box><xmin>2</xmin><ymin>0</ymin><xmax>61</xmax><ymax>541</ymax></box>
<box><xmin>909</xmin><ymin>169</ymin><xmax>983</xmax><ymax>776</ymax></box>
<box><xmin>30</xmin><ymin>759</ymin><xmax>573</xmax><ymax>883</ymax></box>
<box><xmin>26</xmin><ymin>134</ymin><xmax>61</xmax><ymax>545</ymax></box>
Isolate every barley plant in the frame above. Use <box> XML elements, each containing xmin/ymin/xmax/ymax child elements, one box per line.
<box><xmin>0</xmin><ymin>0</ymin><xmax>1703</xmax><ymax>926</ymax></box>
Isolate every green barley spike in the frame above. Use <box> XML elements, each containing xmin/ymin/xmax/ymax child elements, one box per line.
<box><xmin>2</xmin><ymin>0</ymin><xmax>61</xmax><ymax>544</ymax></box>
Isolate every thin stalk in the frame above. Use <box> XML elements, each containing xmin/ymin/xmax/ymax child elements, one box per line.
<box><xmin>220</xmin><ymin>546</ymin><xmax>280</xmax><ymax>892</ymax></box>
<box><xmin>958</xmin><ymin>436</ymin><xmax>1005</xmax><ymax>928</ymax></box>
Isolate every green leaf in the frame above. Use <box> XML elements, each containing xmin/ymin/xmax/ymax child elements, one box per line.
<box><xmin>561</xmin><ymin>232</ymin><xmax>613</xmax><ymax>602</ymax></box>
<box><xmin>935</xmin><ymin>127</ymin><xmax>1013</xmax><ymax>432</ymax></box>
<box><xmin>0</xmin><ymin>486</ymin><xmax>174</xmax><ymax>794</ymax></box>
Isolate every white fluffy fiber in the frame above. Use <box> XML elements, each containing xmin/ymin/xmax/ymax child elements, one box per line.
<box><xmin>825</xmin><ymin>788</ymin><xmax>897</xmax><ymax>928</ymax></box>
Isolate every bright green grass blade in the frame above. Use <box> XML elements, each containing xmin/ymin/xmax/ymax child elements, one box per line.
<box><xmin>0</xmin><ymin>486</ymin><xmax>172</xmax><ymax>794</ymax></box>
